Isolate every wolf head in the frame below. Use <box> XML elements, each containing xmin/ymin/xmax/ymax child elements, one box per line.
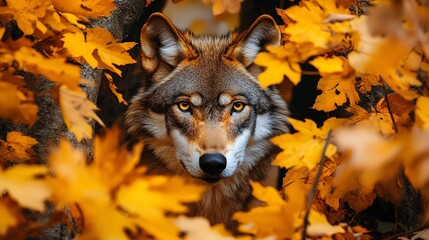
<box><xmin>124</xmin><ymin>13</ymin><xmax>288</xmax><ymax>182</ymax></box>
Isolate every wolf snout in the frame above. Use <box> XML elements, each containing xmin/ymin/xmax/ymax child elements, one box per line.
<box><xmin>199</xmin><ymin>153</ymin><xmax>227</xmax><ymax>174</ymax></box>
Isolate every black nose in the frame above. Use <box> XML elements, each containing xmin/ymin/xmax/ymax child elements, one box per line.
<box><xmin>199</xmin><ymin>153</ymin><xmax>227</xmax><ymax>174</ymax></box>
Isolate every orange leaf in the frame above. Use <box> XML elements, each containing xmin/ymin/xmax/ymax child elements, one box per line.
<box><xmin>0</xmin><ymin>132</ymin><xmax>37</xmax><ymax>163</ymax></box>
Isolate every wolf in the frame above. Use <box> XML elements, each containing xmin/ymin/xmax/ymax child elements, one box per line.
<box><xmin>123</xmin><ymin>12</ymin><xmax>289</xmax><ymax>224</ymax></box>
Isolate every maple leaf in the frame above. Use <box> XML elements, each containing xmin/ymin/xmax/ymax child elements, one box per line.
<box><xmin>0</xmin><ymin>80</ymin><xmax>38</xmax><ymax>126</ymax></box>
<box><xmin>52</xmin><ymin>0</ymin><xmax>116</xmax><ymax>18</ymax></box>
<box><xmin>233</xmin><ymin>181</ymin><xmax>303</xmax><ymax>239</ymax></box>
<box><xmin>13</xmin><ymin>47</ymin><xmax>81</xmax><ymax>90</ymax></box>
<box><xmin>104</xmin><ymin>72</ymin><xmax>128</xmax><ymax>105</ymax></box>
<box><xmin>0</xmin><ymin>132</ymin><xmax>37</xmax><ymax>164</ymax></box>
<box><xmin>47</xmin><ymin>139</ymin><xmax>110</xmax><ymax>206</ymax></box>
<box><xmin>283</xmin><ymin>0</ymin><xmax>353</xmax><ymax>49</ymax></box>
<box><xmin>0</xmin><ymin>165</ymin><xmax>51</xmax><ymax>211</ymax></box>
<box><xmin>92</xmin><ymin>126</ymin><xmax>142</xmax><ymax>189</ymax></box>
<box><xmin>272</xmin><ymin>118</ymin><xmax>343</xmax><ymax>170</ymax></box>
<box><xmin>256</xmin><ymin>43</ymin><xmax>321</xmax><ymax>87</ymax></box>
<box><xmin>0</xmin><ymin>198</ymin><xmax>19</xmax><ymax>236</ymax></box>
<box><xmin>312</xmin><ymin>57</ymin><xmax>360</xmax><ymax>112</ymax></box>
<box><xmin>62</xmin><ymin>27</ymin><xmax>137</xmax><ymax>76</ymax></box>
<box><xmin>0</xmin><ymin>0</ymin><xmax>50</xmax><ymax>35</ymax></box>
<box><xmin>77</xmin><ymin>202</ymin><xmax>136</xmax><ymax>240</ymax></box>
<box><xmin>117</xmin><ymin>176</ymin><xmax>205</xmax><ymax>239</ymax></box>
<box><xmin>307</xmin><ymin>210</ymin><xmax>345</xmax><ymax>236</ymax></box>
<box><xmin>59</xmin><ymin>85</ymin><xmax>104</xmax><ymax>141</ymax></box>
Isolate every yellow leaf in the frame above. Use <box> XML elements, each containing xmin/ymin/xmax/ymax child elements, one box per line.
<box><xmin>0</xmin><ymin>80</ymin><xmax>38</xmax><ymax>126</ymax></box>
<box><xmin>313</xmin><ymin>74</ymin><xmax>359</xmax><ymax>112</ymax></box>
<box><xmin>233</xmin><ymin>181</ymin><xmax>306</xmax><ymax>239</ymax></box>
<box><xmin>256</xmin><ymin>46</ymin><xmax>301</xmax><ymax>87</ymax></box>
<box><xmin>93</xmin><ymin>126</ymin><xmax>142</xmax><ymax>189</ymax></box>
<box><xmin>52</xmin><ymin>0</ymin><xmax>116</xmax><ymax>18</ymax></box>
<box><xmin>0</xmin><ymin>131</ymin><xmax>37</xmax><ymax>163</ymax></box>
<box><xmin>63</xmin><ymin>28</ymin><xmax>137</xmax><ymax>76</ymax></box>
<box><xmin>307</xmin><ymin>210</ymin><xmax>345</xmax><ymax>236</ymax></box>
<box><xmin>310</xmin><ymin>56</ymin><xmax>344</xmax><ymax>74</ymax></box>
<box><xmin>283</xmin><ymin>0</ymin><xmax>352</xmax><ymax>48</ymax></box>
<box><xmin>272</xmin><ymin>118</ymin><xmax>341</xmax><ymax>170</ymax></box>
<box><xmin>59</xmin><ymin>85</ymin><xmax>104</xmax><ymax>141</ymax></box>
<box><xmin>1</xmin><ymin>0</ymin><xmax>50</xmax><ymax>35</ymax></box>
<box><xmin>104</xmin><ymin>72</ymin><xmax>128</xmax><ymax>105</ymax></box>
<box><xmin>415</xmin><ymin>96</ymin><xmax>429</xmax><ymax>130</ymax></box>
<box><xmin>117</xmin><ymin>176</ymin><xmax>205</xmax><ymax>239</ymax></box>
<box><xmin>13</xmin><ymin>47</ymin><xmax>81</xmax><ymax>90</ymax></box>
<box><xmin>0</xmin><ymin>165</ymin><xmax>51</xmax><ymax>211</ymax></box>
<box><xmin>78</xmin><ymin>201</ymin><xmax>136</xmax><ymax>240</ymax></box>
<box><xmin>0</xmin><ymin>199</ymin><xmax>18</xmax><ymax>236</ymax></box>
<box><xmin>48</xmin><ymin>139</ymin><xmax>110</xmax><ymax>206</ymax></box>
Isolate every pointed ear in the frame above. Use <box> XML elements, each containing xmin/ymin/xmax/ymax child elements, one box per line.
<box><xmin>226</xmin><ymin>15</ymin><xmax>280</xmax><ymax>67</ymax></box>
<box><xmin>140</xmin><ymin>13</ymin><xmax>197</xmax><ymax>74</ymax></box>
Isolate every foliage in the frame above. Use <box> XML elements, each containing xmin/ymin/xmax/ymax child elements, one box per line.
<box><xmin>1</xmin><ymin>0</ymin><xmax>429</xmax><ymax>239</ymax></box>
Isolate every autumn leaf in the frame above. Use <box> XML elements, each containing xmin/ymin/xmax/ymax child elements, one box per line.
<box><xmin>117</xmin><ymin>176</ymin><xmax>205</xmax><ymax>239</ymax></box>
<box><xmin>312</xmin><ymin>57</ymin><xmax>360</xmax><ymax>112</ymax></box>
<box><xmin>233</xmin><ymin>181</ymin><xmax>302</xmax><ymax>239</ymax></box>
<box><xmin>272</xmin><ymin>118</ymin><xmax>343</xmax><ymax>170</ymax></box>
<box><xmin>77</xmin><ymin>202</ymin><xmax>136</xmax><ymax>240</ymax></box>
<box><xmin>104</xmin><ymin>72</ymin><xmax>128</xmax><ymax>105</ymax></box>
<box><xmin>307</xmin><ymin>210</ymin><xmax>345</xmax><ymax>236</ymax></box>
<box><xmin>92</xmin><ymin>126</ymin><xmax>142</xmax><ymax>189</ymax></box>
<box><xmin>62</xmin><ymin>27</ymin><xmax>137</xmax><ymax>76</ymax></box>
<box><xmin>0</xmin><ymin>132</ymin><xmax>37</xmax><ymax>163</ymax></box>
<box><xmin>0</xmin><ymin>165</ymin><xmax>51</xmax><ymax>211</ymax></box>
<box><xmin>13</xmin><ymin>47</ymin><xmax>81</xmax><ymax>90</ymax></box>
<box><xmin>52</xmin><ymin>0</ymin><xmax>116</xmax><ymax>19</ymax></box>
<box><xmin>0</xmin><ymin>0</ymin><xmax>50</xmax><ymax>35</ymax></box>
<box><xmin>283</xmin><ymin>0</ymin><xmax>353</xmax><ymax>48</ymax></box>
<box><xmin>59</xmin><ymin>85</ymin><xmax>104</xmax><ymax>141</ymax></box>
<box><xmin>0</xmin><ymin>80</ymin><xmax>39</xmax><ymax>126</ymax></box>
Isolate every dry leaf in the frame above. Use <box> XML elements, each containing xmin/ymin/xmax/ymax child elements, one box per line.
<box><xmin>59</xmin><ymin>85</ymin><xmax>104</xmax><ymax>141</ymax></box>
<box><xmin>0</xmin><ymin>132</ymin><xmax>37</xmax><ymax>163</ymax></box>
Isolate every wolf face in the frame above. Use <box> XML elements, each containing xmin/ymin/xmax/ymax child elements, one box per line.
<box><xmin>124</xmin><ymin>13</ymin><xmax>288</xmax><ymax>184</ymax></box>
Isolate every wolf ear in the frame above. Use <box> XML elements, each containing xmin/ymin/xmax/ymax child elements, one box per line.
<box><xmin>140</xmin><ymin>13</ymin><xmax>197</xmax><ymax>74</ymax></box>
<box><xmin>226</xmin><ymin>15</ymin><xmax>280</xmax><ymax>67</ymax></box>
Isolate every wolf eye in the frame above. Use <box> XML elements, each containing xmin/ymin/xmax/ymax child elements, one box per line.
<box><xmin>232</xmin><ymin>102</ymin><xmax>246</xmax><ymax>113</ymax></box>
<box><xmin>177</xmin><ymin>101</ymin><xmax>191</xmax><ymax>112</ymax></box>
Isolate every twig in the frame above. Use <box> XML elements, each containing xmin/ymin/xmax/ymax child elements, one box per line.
<box><xmin>301</xmin><ymin>130</ymin><xmax>333</xmax><ymax>240</ymax></box>
<box><xmin>381</xmin><ymin>223</ymin><xmax>429</xmax><ymax>240</ymax></box>
<box><xmin>381</xmin><ymin>81</ymin><xmax>398</xmax><ymax>133</ymax></box>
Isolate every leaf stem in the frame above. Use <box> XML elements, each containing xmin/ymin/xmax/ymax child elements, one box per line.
<box><xmin>301</xmin><ymin>130</ymin><xmax>332</xmax><ymax>240</ymax></box>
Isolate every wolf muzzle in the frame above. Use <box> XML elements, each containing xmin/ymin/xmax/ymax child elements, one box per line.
<box><xmin>199</xmin><ymin>153</ymin><xmax>227</xmax><ymax>175</ymax></box>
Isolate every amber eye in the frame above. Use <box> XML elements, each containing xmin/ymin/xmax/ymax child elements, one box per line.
<box><xmin>232</xmin><ymin>102</ymin><xmax>245</xmax><ymax>113</ymax></box>
<box><xmin>177</xmin><ymin>101</ymin><xmax>191</xmax><ymax>112</ymax></box>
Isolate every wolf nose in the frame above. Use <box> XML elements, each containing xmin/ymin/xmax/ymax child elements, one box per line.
<box><xmin>199</xmin><ymin>153</ymin><xmax>227</xmax><ymax>174</ymax></box>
